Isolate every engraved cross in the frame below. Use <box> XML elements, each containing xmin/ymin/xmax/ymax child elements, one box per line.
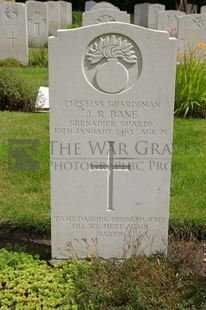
<box><xmin>90</xmin><ymin>141</ymin><xmax>131</xmax><ymax>211</ymax></box>
<box><xmin>29</xmin><ymin>11</ymin><xmax>45</xmax><ymax>37</ymax></box>
<box><xmin>7</xmin><ymin>32</ymin><xmax>17</xmax><ymax>50</ymax></box>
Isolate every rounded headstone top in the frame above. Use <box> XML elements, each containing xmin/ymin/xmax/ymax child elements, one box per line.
<box><xmin>90</xmin><ymin>2</ymin><xmax>119</xmax><ymax>11</ymax></box>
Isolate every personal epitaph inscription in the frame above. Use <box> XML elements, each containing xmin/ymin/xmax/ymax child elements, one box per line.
<box><xmin>49</xmin><ymin>23</ymin><xmax>177</xmax><ymax>259</ymax></box>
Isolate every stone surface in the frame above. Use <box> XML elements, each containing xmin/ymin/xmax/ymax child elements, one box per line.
<box><xmin>26</xmin><ymin>1</ymin><xmax>48</xmax><ymax>47</ymax></box>
<box><xmin>83</xmin><ymin>8</ymin><xmax>130</xmax><ymax>26</ymax></box>
<box><xmin>36</xmin><ymin>86</ymin><xmax>49</xmax><ymax>111</ymax></box>
<box><xmin>90</xmin><ymin>2</ymin><xmax>119</xmax><ymax>11</ymax></box>
<box><xmin>177</xmin><ymin>14</ymin><xmax>206</xmax><ymax>56</ymax></box>
<box><xmin>157</xmin><ymin>10</ymin><xmax>185</xmax><ymax>37</ymax></box>
<box><xmin>85</xmin><ymin>1</ymin><xmax>96</xmax><ymax>12</ymax></box>
<box><xmin>200</xmin><ymin>5</ymin><xmax>206</xmax><ymax>14</ymax></box>
<box><xmin>0</xmin><ymin>3</ymin><xmax>28</xmax><ymax>64</ymax></box>
<box><xmin>47</xmin><ymin>1</ymin><xmax>60</xmax><ymax>36</ymax></box>
<box><xmin>134</xmin><ymin>3</ymin><xmax>149</xmax><ymax>27</ymax></box>
<box><xmin>59</xmin><ymin>1</ymin><xmax>72</xmax><ymax>28</ymax></box>
<box><xmin>148</xmin><ymin>3</ymin><xmax>165</xmax><ymax>29</ymax></box>
<box><xmin>49</xmin><ymin>22</ymin><xmax>177</xmax><ymax>260</ymax></box>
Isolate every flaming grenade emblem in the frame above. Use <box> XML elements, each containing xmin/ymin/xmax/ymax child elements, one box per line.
<box><xmin>86</xmin><ymin>35</ymin><xmax>137</xmax><ymax>94</ymax></box>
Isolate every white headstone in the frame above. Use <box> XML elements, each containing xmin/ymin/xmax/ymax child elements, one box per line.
<box><xmin>59</xmin><ymin>1</ymin><xmax>72</xmax><ymax>28</ymax></box>
<box><xmin>36</xmin><ymin>86</ymin><xmax>49</xmax><ymax>111</ymax></box>
<box><xmin>85</xmin><ymin>1</ymin><xmax>96</xmax><ymax>12</ymax></box>
<box><xmin>186</xmin><ymin>4</ymin><xmax>197</xmax><ymax>14</ymax></box>
<box><xmin>148</xmin><ymin>3</ymin><xmax>165</xmax><ymax>29</ymax></box>
<box><xmin>177</xmin><ymin>14</ymin><xmax>206</xmax><ymax>56</ymax></box>
<box><xmin>134</xmin><ymin>3</ymin><xmax>149</xmax><ymax>27</ymax></box>
<box><xmin>49</xmin><ymin>23</ymin><xmax>177</xmax><ymax>260</ymax></box>
<box><xmin>91</xmin><ymin>2</ymin><xmax>119</xmax><ymax>11</ymax></box>
<box><xmin>0</xmin><ymin>3</ymin><xmax>28</xmax><ymax>64</ymax></box>
<box><xmin>200</xmin><ymin>5</ymin><xmax>206</xmax><ymax>14</ymax></box>
<box><xmin>47</xmin><ymin>1</ymin><xmax>60</xmax><ymax>36</ymax></box>
<box><xmin>157</xmin><ymin>10</ymin><xmax>186</xmax><ymax>37</ymax></box>
<box><xmin>26</xmin><ymin>1</ymin><xmax>48</xmax><ymax>47</ymax></box>
<box><xmin>83</xmin><ymin>9</ymin><xmax>130</xmax><ymax>26</ymax></box>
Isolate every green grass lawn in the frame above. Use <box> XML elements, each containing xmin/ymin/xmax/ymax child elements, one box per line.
<box><xmin>8</xmin><ymin>67</ymin><xmax>48</xmax><ymax>89</ymax></box>
<box><xmin>0</xmin><ymin>112</ymin><xmax>205</xmax><ymax>237</ymax></box>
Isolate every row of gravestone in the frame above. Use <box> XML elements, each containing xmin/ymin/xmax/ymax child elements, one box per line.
<box><xmin>2</xmin><ymin>0</ymin><xmax>206</xmax><ymax>65</ymax></box>
<box><xmin>36</xmin><ymin>2</ymin><xmax>206</xmax><ymax>110</ymax></box>
<box><xmin>84</xmin><ymin>2</ymin><xmax>206</xmax><ymax>59</ymax></box>
<box><xmin>0</xmin><ymin>1</ymin><xmax>72</xmax><ymax>64</ymax></box>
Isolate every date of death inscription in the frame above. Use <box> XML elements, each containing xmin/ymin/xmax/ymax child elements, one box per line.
<box><xmin>54</xmin><ymin>99</ymin><xmax>168</xmax><ymax>137</ymax></box>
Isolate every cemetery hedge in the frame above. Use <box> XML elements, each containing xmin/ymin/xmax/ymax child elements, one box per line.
<box><xmin>0</xmin><ymin>68</ymin><xmax>37</xmax><ymax>112</ymax></box>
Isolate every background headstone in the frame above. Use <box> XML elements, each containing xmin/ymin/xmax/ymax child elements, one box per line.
<box><xmin>47</xmin><ymin>1</ymin><xmax>60</xmax><ymax>36</ymax></box>
<box><xmin>59</xmin><ymin>1</ymin><xmax>72</xmax><ymax>28</ymax></box>
<box><xmin>85</xmin><ymin>1</ymin><xmax>96</xmax><ymax>12</ymax></box>
<box><xmin>0</xmin><ymin>3</ymin><xmax>28</xmax><ymax>64</ymax></box>
<box><xmin>49</xmin><ymin>22</ymin><xmax>177</xmax><ymax>260</ymax></box>
<box><xmin>148</xmin><ymin>3</ymin><xmax>165</xmax><ymax>29</ymax></box>
<box><xmin>83</xmin><ymin>9</ymin><xmax>130</xmax><ymax>26</ymax></box>
<box><xmin>177</xmin><ymin>14</ymin><xmax>206</xmax><ymax>56</ymax></box>
<box><xmin>36</xmin><ymin>86</ymin><xmax>49</xmax><ymax>111</ymax></box>
<box><xmin>200</xmin><ymin>5</ymin><xmax>206</xmax><ymax>14</ymax></box>
<box><xmin>91</xmin><ymin>1</ymin><xmax>119</xmax><ymax>11</ymax></box>
<box><xmin>27</xmin><ymin>1</ymin><xmax>48</xmax><ymax>47</ymax></box>
<box><xmin>157</xmin><ymin>10</ymin><xmax>186</xmax><ymax>37</ymax></box>
<box><xmin>134</xmin><ymin>3</ymin><xmax>149</xmax><ymax>27</ymax></box>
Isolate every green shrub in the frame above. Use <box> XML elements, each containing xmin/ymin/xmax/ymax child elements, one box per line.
<box><xmin>28</xmin><ymin>47</ymin><xmax>48</xmax><ymax>67</ymax></box>
<box><xmin>0</xmin><ymin>249</ymin><xmax>77</xmax><ymax>309</ymax></box>
<box><xmin>0</xmin><ymin>68</ymin><xmax>37</xmax><ymax>111</ymax></box>
<box><xmin>0</xmin><ymin>58</ymin><xmax>24</xmax><ymax>68</ymax></box>
<box><xmin>67</xmin><ymin>11</ymin><xmax>82</xmax><ymax>29</ymax></box>
<box><xmin>1</xmin><ymin>249</ymin><xmax>206</xmax><ymax>309</ymax></box>
<box><xmin>175</xmin><ymin>44</ymin><xmax>206</xmax><ymax>118</ymax></box>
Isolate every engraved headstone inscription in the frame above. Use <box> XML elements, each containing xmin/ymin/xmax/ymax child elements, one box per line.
<box><xmin>0</xmin><ymin>3</ymin><xmax>28</xmax><ymax>64</ymax></box>
<box><xmin>49</xmin><ymin>23</ymin><xmax>177</xmax><ymax>259</ymax></box>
